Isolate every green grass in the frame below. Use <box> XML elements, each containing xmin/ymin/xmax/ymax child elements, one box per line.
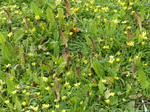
<box><xmin>0</xmin><ymin>0</ymin><xmax>150</xmax><ymax>112</ymax></box>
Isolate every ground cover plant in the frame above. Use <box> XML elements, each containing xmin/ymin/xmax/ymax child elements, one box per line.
<box><xmin>0</xmin><ymin>0</ymin><xmax>150</xmax><ymax>111</ymax></box>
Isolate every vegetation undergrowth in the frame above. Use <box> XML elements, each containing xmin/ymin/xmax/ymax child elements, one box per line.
<box><xmin>0</xmin><ymin>0</ymin><xmax>150</xmax><ymax>112</ymax></box>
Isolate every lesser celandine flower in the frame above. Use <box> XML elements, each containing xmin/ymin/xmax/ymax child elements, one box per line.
<box><xmin>114</xmin><ymin>9</ymin><xmax>118</xmax><ymax>13</ymax></box>
<box><xmin>22</xmin><ymin>90</ymin><xmax>26</xmax><ymax>93</ymax></box>
<box><xmin>105</xmin><ymin>99</ymin><xmax>110</xmax><ymax>104</ymax></box>
<box><xmin>28</xmin><ymin>53</ymin><xmax>33</xmax><ymax>57</ymax></box>
<box><xmin>26</xmin><ymin>86</ymin><xmax>30</xmax><ymax>89</ymax></box>
<box><xmin>141</xmin><ymin>42</ymin><xmax>145</xmax><ymax>45</ymax></box>
<box><xmin>22</xmin><ymin>101</ymin><xmax>27</xmax><ymax>106</ymax></box>
<box><xmin>116</xmin><ymin>58</ymin><xmax>120</xmax><ymax>62</ymax></box>
<box><xmin>45</xmin><ymin>86</ymin><xmax>50</xmax><ymax>91</ymax></box>
<box><xmin>69</xmin><ymin>32</ymin><xmax>73</xmax><ymax>35</ymax></box>
<box><xmin>12</xmin><ymin>90</ymin><xmax>17</xmax><ymax>94</ymax></box>
<box><xmin>31</xmin><ymin>62</ymin><xmax>36</xmax><ymax>66</ymax></box>
<box><xmin>114</xmin><ymin>77</ymin><xmax>119</xmax><ymax>80</ymax></box>
<box><xmin>5</xmin><ymin>64</ymin><xmax>11</xmax><ymax>68</ymax></box>
<box><xmin>126</xmin><ymin>41</ymin><xmax>134</xmax><ymax>46</ymax></box>
<box><xmin>55</xmin><ymin>0</ymin><xmax>61</xmax><ymax>5</ymax></box>
<box><xmin>110</xmin><ymin>92</ymin><xmax>115</xmax><ymax>96</ymax></box>
<box><xmin>61</xmin><ymin>96</ymin><xmax>67</xmax><ymax>100</ymax></box>
<box><xmin>83</xmin><ymin>60</ymin><xmax>88</xmax><ymax>64</ymax></box>
<box><xmin>74</xmin><ymin>82</ymin><xmax>81</xmax><ymax>87</ymax></box>
<box><xmin>8</xmin><ymin>32</ymin><xmax>13</xmax><ymax>37</ymax></box>
<box><xmin>62</xmin><ymin>110</ymin><xmax>66</xmax><ymax>112</ymax></box>
<box><xmin>113</xmin><ymin>19</ymin><xmax>119</xmax><ymax>24</ymax></box>
<box><xmin>5</xmin><ymin>100</ymin><xmax>10</xmax><ymax>104</ymax></box>
<box><xmin>42</xmin><ymin>104</ymin><xmax>50</xmax><ymax>109</ymax></box>
<box><xmin>140</xmin><ymin>31</ymin><xmax>147</xmax><ymax>39</ymax></box>
<box><xmin>26</xmin><ymin>92</ymin><xmax>30</xmax><ymax>95</ymax></box>
<box><xmin>0</xmin><ymin>79</ymin><xmax>5</xmax><ymax>85</ymax></box>
<box><xmin>30</xmin><ymin>106</ymin><xmax>38</xmax><ymax>111</ymax></box>
<box><xmin>102</xmin><ymin>79</ymin><xmax>106</xmax><ymax>83</ymax></box>
<box><xmin>35</xmin><ymin>15</ymin><xmax>40</xmax><ymax>20</ymax></box>
<box><xmin>55</xmin><ymin>105</ymin><xmax>60</xmax><ymax>108</ymax></box>
<box><xmin>64</xmin><ymin>82</ymin><xmax>69</xmax><ymax>87</ymax></box>
<box><xmin>31</xmin><ymin>28</ymin><xmax>36</xmax><ymax>32</ymax></box>
<box><xmin>103</xmin><ymin>45</ymin><xmax>109</xmax><ymax>49</ymax></box>
<box><xmin>42</xmin><ymin>77</ymin><xmax>48</xmax><ymax>82</ymax></box>
<box><xmin>80</xmin><ymin>101</ymin><xmax>83</xmax><ymax>105</ymax></box>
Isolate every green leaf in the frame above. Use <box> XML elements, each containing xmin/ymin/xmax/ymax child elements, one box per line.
<box><xmin>0</xmin><ymin>32</ymin><xmax>7</xmax><ymax>44</ymax></box>
<box><xmin>13</xmin><ymin>29</ymin><xmax>24</xmax><ymax>43</ymax></box>
<box><xmin>15</xmin><ymin>96</ymin><xmax>22</xmax><ymax>111</ymax></box>
<box><xmin>92</xmin><ymin>57</ymin><xmax>104</xmax><ymax>78</ymax></box>
<box><xmin>30</xmin><ymin>2</ymin><xmax>43</xmax><ymax>16</ymax></box>
<box><xmin>2</xmin><ymin>42</ymin><xmax>15</xmax><ymax>62</ymax></box>
<box><xmin>46</xmin><ymin>8</ymin><xmax>55</xmax><ymax>27</ymax></box>
<box><xmin>138</xmin><ymin>70</ymin><xmax>149</xmax><ymax>90</ymax></box>
<box><xmin>98</xmin><ymin>80</ymin><xmax>105</xmax><ymax>95</ymax></box>
<box><xmin>58</xmin><ymin>8</ymin><xmax>65</xmax><ymax>27</ymax></box>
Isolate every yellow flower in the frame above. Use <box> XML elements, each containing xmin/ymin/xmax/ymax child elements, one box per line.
<box><xmin>80</xmin><ymin>101</ymin><xmax>83</xmax><ymax>105</ymax></box>
<box><xmin>22</xmin><ymin>101</ymin><xmax>27</xmax><ymax>106</ymax></box>
<box><xmin>110</xmin><ymin>92</ymin><xmax>115</xmax><ymax>96</ymax></box>
<box><xmin>114</xmin><ymin>10</ymin><xmax>118</xmax><ymax>13</ymax></box>
<box><xmin>30</xmin><ymin>106</ymin><xmax>38</xmax><ymax>111</ymax></box>
<box><xmin>127</xmin><ymin>26</ymin><xmax>131</xmax><ymax>29</ymax></box>
<box><xmin>105</xmin><ymin>99</ymin><xmax>110</xmax><ymax>104</ymax></box>
<box><xmin>131</xmin><ymin>10</ymin><xmax>135</xmax><ymax>14</ymax></box>
<box><xmin>103</xmin><ymin>45</ymin><xmax>109</xmax><ymax>49</ymax></box>
<box><xmin>121</xmin><ymin>21</ymin><xmax>127</xmax><ymax>24</ymax></box>
<box><xmin>61</xmin><ymin>96</ymin><xmax>67</xmax><ymax>100</ymax></box>
<box><xmin>116</xmin><ymin>58</ymin><xmax>120</xmax><ymax>62</ymax></box>
<box><xmin>96</xmin><ymin>16</ymin><xmax>101</xmax><ymax>19</ymax></box>
<box><xmin>77</xmin><ymin>0</ymin><xmax>82</xmax><ymax>3</ymax></box>
<box><xmin>35</xmin><ymin>15</ymin><xmax>40</xmax><ymax>20</ymax></box>
<box><xmin>5</xmin><ymin>100</ymin><xmax>10</xmax><ymax>104</ymax></box>
<box><xmin>8</xmin><ymin>32</ymin><xmax>13</xmax><ymax>37</ymax></box>
<box><xmin>45</xmin><ymin>87</ymin><xmax>50</xmax><ymax>90</ymax></box>
<box><xmin>31</xmin><ymin>28</ymin><xmax>36</xmax><ymax>32</ymax></box>
<box><xmin>5</xmin><ymin>64</ymin><xmax>11</xmax><ymax>68</ymax></box>
<box><xmin>62</xmin><ymin>110</ymin><xmax>66</xmax><ymax>112</ymax></box>
<box><xmin>126</xmin><ymin>41</ymin><xmax>134</xmax><ymax>46</ymax></box>
<box><xmin>55</xmin><ymin>0</ymin><xmax>61</xmax><ymax>5</ymax></box>
<box><xmin>102</xmin><ymin>79</ymin><xmax>106</xmax><ymax>83</ymax></box>
<box><xmin>0</xmin><ymin>80</ymin><xmax>5</xmax><ymax>85</ymax></box>
<box><xmin>26</xmin><ymin>86</ymin><xmax>30</xmax><ymax>89</ymax></box>
<box><xmin>101</xmin><ymin>7</ymin><xmax>109</xmax><ymax>11</ymax></box>
<box><xmin>31</xmin><ymin>62</ymin><xmax>36</xmax><ymax>66</ymax></box>
<box><xmin>88</xmin><ymin>73</ymin><xmax>92</xmax><ymax>76</ymax></box>
<box><xmin>28</xmin><ymin>53</ymin><xmax>33</xmax><ymax>57</ymax></box>
<box><xmin>69</xmin><ymin>32</ymin><xmax>73</xmax><ymax>35</ymax></box>
<box><xmin>114</xmin><ymin>77</ymin><xmax>119</xmax><ymax>80</ymax></box>
<box><xmin>12</xmin><ymin>90</ymin><xmax>17</xmax><ymax>94</ymax></box>
<box><xmin>74</xmin><ymin>82</ymin><xmax>81</xmax><ymax>87</ymax></box>
<box><xmin>22</xmin><ymin>90</ymin><xmax>26</xmax><ymax>93</ymax></box>
<box><xmin>42</xmin><ymin>77</ymin><xmax>48</xmax><ymax>82</ymax></box>
<box><xmin>42</xmin><ymin>104</ymin><xmax>50</xmax><ymax>109</ymax></box>
<box><xmin>140</xmin><ymin>31</ymin><xmax>147</xmax><ymax>39</ymax></box>
<box><xmin>103</xmin><ymin>18</ymin><xmax>108</xmax><ymax>23</ymax></box>
<box><xmin>83</xmin><ymin>60</ymin><xmax>88</xmax><ymax>64</ymax></box>
<box><xmin>26</xmin><ymin>92</ymin><xmax>30</xmax><ymax>95</ymax></box>
<box><xmin>64</xmin><ymin>82</ymin><xmax>69</xmax><ymax>87</ymax></box>
<box><xmin>113</xmin><ymin>19</ymin><xmax>119</xmax><ymax>24</ymax></box>
<box><xmin>55</xmin><ymin>105</ymin><xmax>60</xmax><ymax>109</ymax></box>
<box><xmin>141</xmin><ymin>42</ymin><xmax>145</xmax><ymax>46</ymax></box>
<box><xmin>94</xmin><ymin>8</ymin><xmax>98</xmax><ymax>12</ymax></box>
